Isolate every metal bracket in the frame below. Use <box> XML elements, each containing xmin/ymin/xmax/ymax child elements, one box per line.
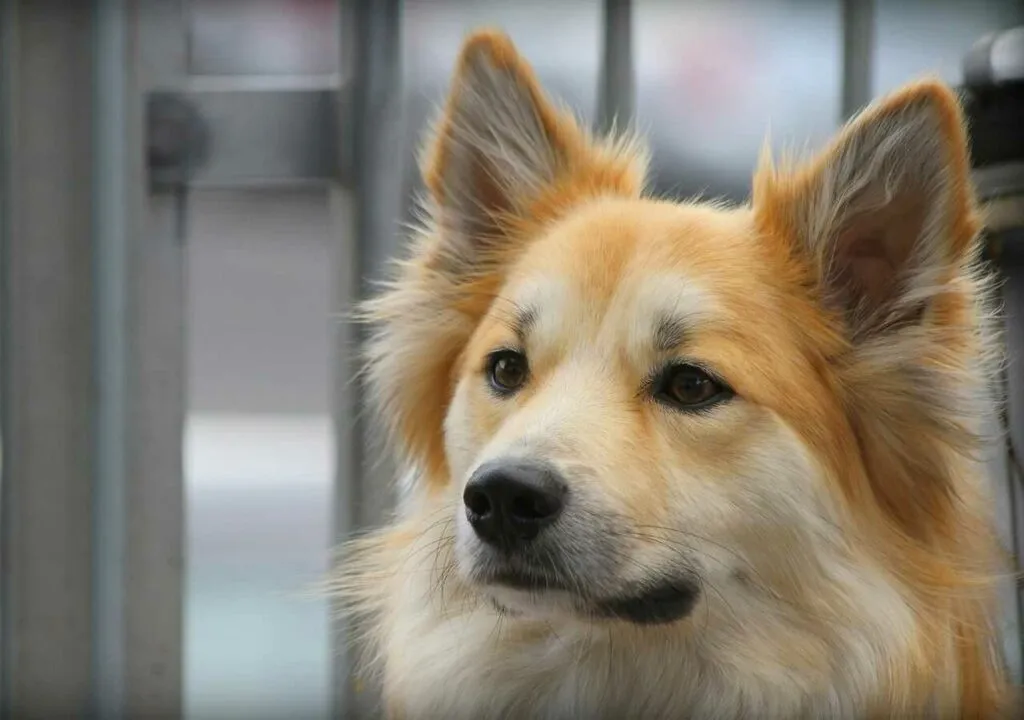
<box><xmin>146</xmin><ymin>85</ymin><xmax>345</xmax><ymax>191</ymax></box>
<box><xmin>146</xmin><ymin>91</ymin><xmax>209</xmax><ymax>192</ymax></box>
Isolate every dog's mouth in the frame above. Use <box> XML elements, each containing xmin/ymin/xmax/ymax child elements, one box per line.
<box><xmin>591</xmin><ymin>579</ymin><xmax>701</xmax><ymax>625</ymax></box>
<box><xmin>482</xmin><ymin>569</ymin><xmax>701</xmax><ymax>625</ymax></box>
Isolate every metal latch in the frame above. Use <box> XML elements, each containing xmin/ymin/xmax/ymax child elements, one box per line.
<box><xmin>146</xmin><ymin>91</ymin><xmax>210</xmax><ymax>192</ymax></box>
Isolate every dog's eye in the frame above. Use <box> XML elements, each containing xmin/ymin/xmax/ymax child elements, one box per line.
<box><xmin>656</xmin><ymin>364</ymin><xmax>732</xmax><ymax>411</ymax></box>
<box><xmin>487</xmin><ymin>350</ymin><xmax>529</xmax><ymax>395</ymax></box>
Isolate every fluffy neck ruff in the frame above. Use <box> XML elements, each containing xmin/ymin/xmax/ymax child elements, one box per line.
<box><xmin>333</xmin><ymin>455</ymin><xmax>1012</xmax><ymax>720</ymax></box>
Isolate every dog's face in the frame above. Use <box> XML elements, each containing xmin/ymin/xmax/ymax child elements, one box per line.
<box><xmin>365</xmin><ymin>31</ymin><xmax>989</xmax><ymax>633</ymax></box>
<box><xmin>445</xmin><ymin>200</ymin><xmax>838</xmax><ymax>623</ymax></box>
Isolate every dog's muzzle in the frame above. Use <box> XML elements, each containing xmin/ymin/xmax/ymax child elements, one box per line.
<box><xmin>458</xmin><ymin>457</ymin><xmax>702</xmax><ymax>625</ymax></box>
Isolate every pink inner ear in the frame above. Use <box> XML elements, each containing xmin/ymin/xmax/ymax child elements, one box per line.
<box><xmin>832</xmin><ymin>187</ymin><xmax>928</xmax><ymax>317</ymax></box>
<box><xmin>842</xmin><ymin>249</ymin><xmax>899</xmax><ymax>311</ymax></box>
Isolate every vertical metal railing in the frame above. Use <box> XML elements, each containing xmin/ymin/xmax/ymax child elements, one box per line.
<box><xmin>840</xmin><ymin>0</ymin><xmax>875</xmax><ymax>120</ymax></box>
<box><xmin>597</xmin><ymin>0</ymin><xmax>635</xmax><ymax>136</ymax></box>
<box><xmin>336</xmin><ymin>0</ymin><xmax>404</xmax><ymax>537</ymax></box>
<box><xmin>333</xmin><ymin>1</ymin><xmax>405</xmax><ymax>717</ymax></box>
<box><xmin>1</xmin><ymin>1</ymin><xmax>187</xmax><ymax>716</ymax></box>
<box><xmin>92</xmin><ymin>0</ymin><xmax>130</xmax><ymax>715</ymax></box>
<box><xmin>1</xmin><ymin>2</ymin><xmax>98</xmax><ymax>715</ymax></box>
<box><xmin>1000</xmin><ymin>236</ymin><xmax>1024</xmax><ymax>685</ymax></box>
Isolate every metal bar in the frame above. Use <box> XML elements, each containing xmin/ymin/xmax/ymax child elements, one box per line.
<box><xmin>998</xmin><ymin>231</ymin><xmax>1024</xmax><ymax>684</ymax></box>
<box><xmin>0</xmin><ymin>1</ymin><xmax>97</xmax><ymax>716</ymax></box>
<box><xmin>92</xmin><ymin>0</ymin><xmax>130</xmax><ymax>716</ymax></box>
<box><xmin>1</xmin><ymin>1</ymin><xmax>186</xmax><ymax>716</ymax></box>
<box><xmin>988</xmin><ymin>297</ymin><xmax>1023</xmax><ymax>683</ymax></box>
<box><xmin>124</xmin><ymin>1</ymin><xmax>187</xmax><ymax>716</ymax></box>
<box><xmin>840</xmin><ymin>0</ymin><xmax>875</xmax><ymax>120</ymax></box>
<box><xmin>181</xmin><ymin>88</ymin><xmax>338</xmax><ymax>188</ymax></box>
<box><xmin>596</xmin><ymin>0</ymin><xmax>635</xmax><ymax>135</ymax></box>
<box><xmin>332</xmin><ymin>1</ymin><xmax>405</xmax><ymax>717</ymax></box>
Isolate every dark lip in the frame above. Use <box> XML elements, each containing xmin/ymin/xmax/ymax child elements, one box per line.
<box><xmin>592</xmin><ymin>578</ymin><xmax>701</xmax><ymax>625</ymax></box>
<box><xmin>476</xmin><ymin>565</ymin><xmax>701</xmax><ymax>626</ymax></box>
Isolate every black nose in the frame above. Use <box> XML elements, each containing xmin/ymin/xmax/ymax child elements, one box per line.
<box><xmin>463</xmin><ymin>460</ymin><xmax>567</xmax><ymax>548</ymax></box>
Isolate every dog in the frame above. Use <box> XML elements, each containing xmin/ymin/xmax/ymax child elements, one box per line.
<box><xmin>334</xmin><ymin>29</ymin><xmax>1018</xmax><ymax>719</ymax></box>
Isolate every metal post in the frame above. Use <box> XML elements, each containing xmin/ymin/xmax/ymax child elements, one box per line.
<box><xmin>123</xmin><ymin>1</ymin><xmax>188</xmax><ymax>716</ymax></box>
<box><xmin>962</xmin><ymin>25</ymin><xmax>1024</xmax><ymax>685</ymax></box>
<box><xmin>1</xmin><ymin>1</ymin><xmax>98</xmax><ymax>715</ymax></box>
<box><xmin>92</xmin><ymin>3</ymin><xmax>132</xmax><ymax>717</ymax></box>
<box><xmin>597</xmin><ymin>0</ymin><xmax>635</xmax><ymax>135</ymax></box>
<box><xmin>338</xmin><ymin>0</ymin><xmax>404</xmax><ymax>533</ymax></box>
<box><xmin>996</xmin><ymin>233</ymin><xmax>1024</xmax><ymax>684</ymax></box>
<box><xmin>1</xmin><ymin>1</ymin><xmax>186</xmax><ymax>716</ymax></box>
<box><xmin>333</xmin><ymin>0</ymin><xmax>405</xmax><ymax>717</ymax></box>
<box><xmin>840</xmin><ymin>0</ymin><xmax>875</xmax><ymax>120</ymax></box>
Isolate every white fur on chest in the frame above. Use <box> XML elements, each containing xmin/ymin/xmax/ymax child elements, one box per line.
<box><xmin>377</xmin><ymin>566</ymin><xmax>915</xmax><ymax>720</ymax></box>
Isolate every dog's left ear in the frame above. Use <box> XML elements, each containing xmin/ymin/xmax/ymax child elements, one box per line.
<box><xmin>753</xmin><ymin>80</ymin><xmax>980</xmax><ymax>341</ymax></box>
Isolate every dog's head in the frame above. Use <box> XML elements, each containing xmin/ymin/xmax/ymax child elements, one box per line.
<box><xmin>364</xmin><ymin>30</ymin><xmax>1000</xmax><ymax>641</ymax></box>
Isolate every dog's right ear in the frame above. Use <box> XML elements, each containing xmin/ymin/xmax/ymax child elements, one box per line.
<box><xmin>420</xmin><ymin>30</ymin><xmax>642</xmax><ymax>270</ymax></box>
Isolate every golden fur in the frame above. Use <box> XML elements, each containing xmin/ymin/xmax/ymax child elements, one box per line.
<box><xmin>333</xmin><ymin>29</ymin><xmax>1019</xmax><ymax>718</ymax></box>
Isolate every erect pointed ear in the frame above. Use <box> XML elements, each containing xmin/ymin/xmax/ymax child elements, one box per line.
<box><xmin>420</xmin><ymin>30</ymin><xmax>645</xmax><ymax>267</ymax></box>
<box><xmin>753</xmin><ymin>80</ymin><xmax>981</xmax><ymax>342</ymax></box>
<box><xmin>362</xmin><ymin>31</ymin><xmax>645</xmax><ymax>483</ymax></box>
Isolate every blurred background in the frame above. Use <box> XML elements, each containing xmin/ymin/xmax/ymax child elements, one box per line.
<box><xmin>2</xmin><ymin>1</ymin><xmax>1023</xmax><ymax>718</ymax></box>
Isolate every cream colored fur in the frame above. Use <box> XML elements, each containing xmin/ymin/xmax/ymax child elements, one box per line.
<box><xmin>332</xmin><ymin>29</ymin><xmax>1016</xmax><ymax>719</ymax></box>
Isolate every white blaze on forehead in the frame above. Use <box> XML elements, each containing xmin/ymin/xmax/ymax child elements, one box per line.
<box><xmin>504</xmin><ymin>274</ymin><xmax>575</xmax><ymax>347</ymax></box>
<box><xmin>611</xmin><ymin>273</ymin><xmax>718</xmax><ymax>362</ymax></box>
<box><xmin>505</xmin><ymin>271</ymin><xmax>717</xmax><ymax>361</ymax></box>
